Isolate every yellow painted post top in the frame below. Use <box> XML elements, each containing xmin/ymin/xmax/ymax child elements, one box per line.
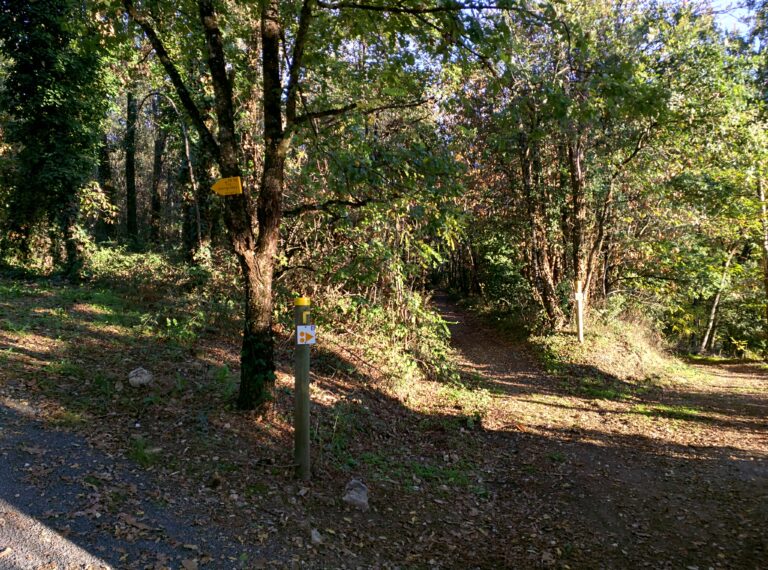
<box><xmin>576</xmin><ymin>280</ymin><xmax>583</xmax><ymax>293</ymax></box>
<box><xmin>295</xmin><ymin>297</ymin><xmax>311</xmax><ymax>306</ymax></box>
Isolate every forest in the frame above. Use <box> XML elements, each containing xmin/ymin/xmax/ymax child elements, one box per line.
<box><xmin>0</xmin><ymin>0</ymin><xmax>766</xmax><ymax>568</ymax></box>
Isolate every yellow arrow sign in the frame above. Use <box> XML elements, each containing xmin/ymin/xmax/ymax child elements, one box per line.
<box><xmin>212</xmin><ymin>176</ymin><xmax>243</xmax><ymax>196</ymax></box>
<box><xmin>297</xmin><ymin>325</ymin><xmax>316</xmax><ymax>345</ymax></box>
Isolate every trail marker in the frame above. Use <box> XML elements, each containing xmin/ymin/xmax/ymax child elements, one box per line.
<box><xmin>294</xmin><ymin>297</ymin><xmax>312</xmax><ymax>480</ymax></box>
<box><xmin>575</xmin><ymin>280</ymin><xmax>585</xmax><ymax>344</ymax></box>
<box><xmin>297</xmin><ymin>325</ymin><xmax>316</xmax><ymax>345</ymax></box>
<box><xmin>212</xmin><ymin>176</ymin><xmax>243</xmax><ymax>196</ymax></box>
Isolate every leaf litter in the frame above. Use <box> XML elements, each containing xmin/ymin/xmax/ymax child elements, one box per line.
<box><xmin>0</xmin><ymin>278</ymin><xmax>766</xmax><ymax>567</ymax></box>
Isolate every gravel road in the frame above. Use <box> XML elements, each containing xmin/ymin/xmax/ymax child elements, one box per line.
<box><xmin>0</xmin><ymin>400</ymin><xmax>269</xmax><ymax>570</ymax></box>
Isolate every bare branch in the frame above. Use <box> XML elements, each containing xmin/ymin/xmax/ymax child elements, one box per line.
<box><xmin>293</xmin><ymin>98</ymin><xmax>427</xmax><ymax>129</ymax></box>
<box><xmin>360</xmin><ymin>98</ymin><xmax>429</xmax><ymax>115</ymax></box>
<box><xmin>284</xmin><ymin>197</ymin><xmax>377</xmax><ymax>217</ymax></box>
<box><xmin>275</xmin><ymin>264</ymin><xmax>316</xmax><ymax>281</ymax></box>
<box><xmin>122</xmin><ymin>0</ymin><xmax>221</xmax><ymax>164</ymax></box>
<box><xmin>286</xmin><ymin>0</ymin><xmax>314</xmax><ymax>125</ymax></box>
<box><xmin>295</xmin><ymin>103</ymin><xmax>358</xmax><ymax>124</ymax></box>
<box><xmin>610</xmin><ymin>121</ymin><xmax>657</xmax><ymax>181</ymax></box>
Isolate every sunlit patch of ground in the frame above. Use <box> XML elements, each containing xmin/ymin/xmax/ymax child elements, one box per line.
<box><xmin>1</xmin><ymin>278</ymin><xmax>766</xmax><ymax>567</ymax></box>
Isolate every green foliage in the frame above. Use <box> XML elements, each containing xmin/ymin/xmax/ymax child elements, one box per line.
<box><xmin>85</xmin><ymin>244</ymin><xmax>241</xmax><ymax>339</ymax></box>
<box><xmin>211</xmin><ymin>365</ymin><xmax>238</xmax><ymax>400</ymax></box>
<box><xmin>0</xmin><ymin>0</ymin><xmax>110</xmax><ymax>268</ymax></box>
<box><xmin>316</xmin><ymin>289</ymin><xmax>459</xmax><ymax>387</ymax></box>
<box><xmin>530</xmin><ymin>308</ymin><xmax>691</xmax><ymax>390</ymax></box>
<box><xmin>631</xmin><ymin>404</ymin><xmax>701</xmax><ymax>421</ymax></box>
<box><xmin>359</xmin><ymin>452</ymin><xmax>473</xmax><ymax>487</ymax></box>
<box><xmin>93</xmin><ymin>372</ymin><xmax>114</xmax><ymax>398</ymax></box>
<box><xmin>438</xmin><ymin>381</ymin><xmax>492</xmax><ymax>427</ymax></box>
<box><xmin>44</xmin><ymin>359</ymin><xmax>86</xmax><ymax>380</ymax></box>
<box><xmin>439</xmin><ymin>0</ymin><xmax>766</xmax><ymax>351</ymax></box>
<box><xmin>315</xmin><ymin>401</ymin><xmax>361</xmax><ymax>468</ymax></box>
<box><xmin>127</xmin><ymin>436</ymin><xmax>160</xmax><ymax>468</ymax></box>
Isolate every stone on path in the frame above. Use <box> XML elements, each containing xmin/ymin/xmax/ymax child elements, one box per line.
<box><xmin>128</xmin><ymin>367</ymin><xmax>153</xmax><ymax>387</ymax></box>
<box><xmin>311</xmin><ymin>528</ymin><xmax>323</xmax><ymax>545</ymax></box>
<box><xmin>342</xmin><ymin>479</ymin><xmax>369</xmax><ymax>511</ymax></box>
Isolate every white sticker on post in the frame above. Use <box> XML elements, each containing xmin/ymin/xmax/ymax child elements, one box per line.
<box><xmin>297</xmin><ymin>325</ymin><xmax>316</xmax><ymax>345</ymax></box>
<box><xmin>574</xmin><ymin>292</ymin><xmax>584</xmax><ymax>301</ymax></box>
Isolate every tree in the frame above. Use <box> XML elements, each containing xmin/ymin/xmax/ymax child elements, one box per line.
<box><xmin>120</xmin><ymin>0</ymin><xmax>489</xmax><ymax>408</ymax></box>
<box><xmin>0</xmin><ymin>0</ymin><xmax>109</xmax><ymax>276</ymax></box>
<box><xmin>125</xmin><ymin>90</ymin><xmax>138</xmax><ymax>242</ymax></box>
<box><xmin>446</xmin><ymin>0</ymin><xmax>745</xmax><ymax>330</ymax></box>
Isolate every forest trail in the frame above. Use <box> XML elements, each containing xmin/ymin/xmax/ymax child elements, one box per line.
<box><xmin>434</xmin><ymin>294</ymin><xmax>768</xmax><ymax>568</ymax></box>
<box><xmin>1</xmin><ymin>277</ymin><xmax>766</xmax><ymax>569</ymax></box>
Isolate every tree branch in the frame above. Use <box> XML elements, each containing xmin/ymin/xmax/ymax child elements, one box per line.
<box><xmin>198</xmin><ymin>0</ymin><xmax>239</xmax><ymax>175</ymax></box>
<box><xmin>295</xmin><ymin>103</ymin><xmax>358</xmax><ymax>124</ymax></box>
<box><xmin>275</xmin><ymin>264</ymin><xmax>316</xmax><ymax>280</ymax></box>
<box><xmin>293</xmin><ymin>99</ymin><xmax>426</xmax><ymax>128</ymax></box>
<box><xmin>412</xmin><ymin>12</ymin><xmax>498</xmax><ymax>77</ymax></box>
<box><xmin>619</xmin><ymin>274</ymin><xmax>689</xmax><ymax>284</ymax></box>
<box><xmin>122</xmin><ymin>0</ymin><xmax>221</xmax><ymax>164</ymax></box>
<box><xmin>317</xmin><ymin>1</ymin><xmax>504</xmax><ymax>14</ymax></box>
<box><xmin>610</xmin><ymin>121</ymin><xmax>657</xmax><ymax>181</ymax></box>
<box><xmin>286</xmin><ymin>0</ymin><xmax>314</xmax><ymax>126</ymax></box>
<box><xmin>284</xmin><ymin>197</ymin><xmax>378</xmax><ymax>217</ymax></box>
<box><xmin>360</xmin><ymin>98</ymin><xmax>428</xmax><ymax>114</ymax></box>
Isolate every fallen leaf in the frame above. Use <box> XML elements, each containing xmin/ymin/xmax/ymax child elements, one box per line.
<box><xmin>119</xmin><ymin>513</ymin><xmax>152</xmax><ymax>531</ymax></box>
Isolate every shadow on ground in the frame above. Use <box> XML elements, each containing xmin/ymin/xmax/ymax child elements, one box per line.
<box><xmin>0</xmin><ymin>277</ymin><xmax>767</xmax><ymax>568</ymax></box>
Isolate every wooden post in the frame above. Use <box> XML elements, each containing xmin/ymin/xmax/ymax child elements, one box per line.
<box><xmin>575</xmin><ymin>280</ymin><xmax>584</xmax><ymax>344</ymax></box>
<box><xmin>294</xmin><ymin>297</ymin><xmax>312</xmax><ymax>481</ymax></box>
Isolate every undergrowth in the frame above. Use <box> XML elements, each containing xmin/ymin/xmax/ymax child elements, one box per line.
<box><xmin>85</xmin><ymin>245</ymin><xmax>241</xmax><ymax>345</ymax></box>
<box><xmin>529</xmin><ymin>309</ymin><xmax>701</xmax><ymax>398</ymax></box>
<box><xmin>5</xmin><ymin>244</ymin><xmax>460</xmax><ymax>397</ymax></box>
<box><xmin>308</xmin><ymin>289</ymin><xmax>460</xmax><ymax>390</ymax></box>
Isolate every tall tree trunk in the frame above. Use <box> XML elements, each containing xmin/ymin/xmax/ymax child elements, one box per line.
<box><xmin>234</xmin><ymin>0</ymin><xmax>286</xmax><ymax>409</ymax></box>
<box><xmin>699</xmin><ymin>246</ymin><xmax>737</xmax><ymax>354</ymax></box>
<box><xmin>125</xmin><ymin>90</ymin><xmax>138</xmax><ymax>242</ymax></box>
<box><xmin>520</xmin><ymin>130</ymin><xmax>565</xmax><ymax>328</ymax></box>
<box><xmin>96</xmin><ymin>133</ymin><xmax>117</xmax><ymax>241</ymax></box>
<box><xmin>567</xmin><ymin>135</ymin><xmax>588</xmax><ymax>297</ymax></box>
<box><xmin>759</xmin><ymin>178</ymin><xmax>768</xmax><ymax>357</ymax></box>
<box><xmin>149</xmin><ymin>96</ymin><xmax>167</xmax><ymax>244</ymax></box>
<box><xmin>199</xmin><ymin>0</ymin><xmax>286</xmax><ymax>409</ymax></box>
<box><xmin>181</xmin><ymin>152</ymin><xmax>206</xmax><ymax>262</ymax></box>
<box><xmin>125</xmin><ymin>0</ymin><xmax>312</xmax><ymax>410</ymax></box>
<box><xmin>60</xmin><ymin>195</ymin><xmax>83</xmax><ymax>280</ymax></box>
<box><xmin>178</xmin><ymin>125</ymin><xmax>209</xmax><ymax>262</ymax></box>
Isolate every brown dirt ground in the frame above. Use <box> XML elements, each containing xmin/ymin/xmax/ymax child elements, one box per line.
<box><xmin>436</xmin><ymin>297</ymin><xmax>768</xmax><ymax>569</ymax></box>
<box><xmin>1</xmin><ymin>280</ymin><xmax>767</xmax><ymax>569</ymax></box>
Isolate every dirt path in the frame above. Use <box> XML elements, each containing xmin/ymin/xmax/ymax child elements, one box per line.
<box><xmin>438</xmin><ymin>295</ymin><xmax>768</xmax><ymax>568</ymax></box>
